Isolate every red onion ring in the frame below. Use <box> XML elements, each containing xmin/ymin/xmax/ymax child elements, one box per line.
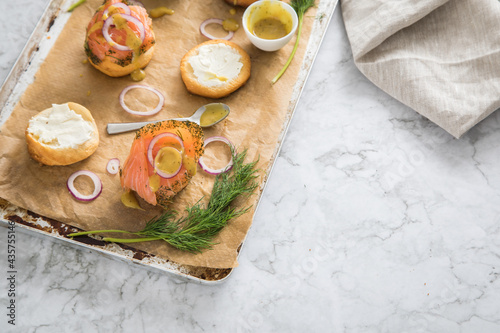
<box><xmin>67</xmin><ymin>170</ymin><xmax>102</xmax><ymax>201</ymax></box>
<box><xmin>119</xmin><ymin>85</ymin><xmax>165</xmax><ymax>116</ymax></box>
<box><xmin>102</xmin><ymin>13</ymin><xmax>145</xmax><ymax>51</ymax></box>
<box><xmin>147</xmin><ymin>133</ymin><xmax>185</xmax><ymax>178</ymax></box>
<box><xmin>200</xmin><ymin>18</ymin><xmax>234</xmax><ymax>40</ymax></box>
<box><xmin>102</xmin><ymin>3</ymin><xmax>131</xmax><ymax>20</ymax></box>
<box><xmin>198</xmin><ymin>136</ymin><xmax>234</xmax><ymax>175</ymax></box>
<box><xmin>106</xmin><ymin>158</ymin><xmax>120</xmax><ymax>174</ymax></box>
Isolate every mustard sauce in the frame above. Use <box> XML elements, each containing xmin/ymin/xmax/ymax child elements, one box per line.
<box><xmin>247</xmin><ymin>1</ymin><xmax>293</xmax><ymax>40</ymax></box>
<box><xmin>222</xmin><ymin>18</ymin><xmax>240</xmax><ymax>32</ymax></box>
<box><xmin>148</xmin><ymin>173</ymin><xmax>161</xmax><ymax>192</ymax></box>
<box><xmin>183</xmin><ymin>155</ymin><xmax>197</xmax><ymax>176</ymax></box>
<box><xmin>121</xmin><ymin>191</ymin><xmax>143</xmax><ymax>209</ymax></box>
<box><xmin>110</xmin><ymin>13</ymin><xmax>147</xmax><ymax>81</ymax></box>
<box><xmin>155</xmin><ymin>147</ymin><xmax>182</xmax><ymax>175</ymax></box>
<box><xmin>87</xmin><ymin>21</ymin><xmax>103</xmax><ymax>36</ymax></box>
<box><xmin>103</xmin><ymin>5</ymin><xmax>123</xmax><ymax>20</ymax></box>
<box><xmin>253</xmin><ymin>18</ymin><xmax>288</xmax><ymax>39</ymax></box>
<box><xmin>130</xmin><ymin>68</ymin><xmax>146</xmax><ymax>81</ymax></box>
<box><xmin>206</xmin><ymin>72</ymin><xmax>228</xmax><ymax>82</ymax></box>
<box><xmin>145</xmin><ymin>138</ymin><xmax>197</xmax><ymax>195</ymax></box>
<box><xmin>200</xmin><ymin>104</ymin><xmax>229</xmax><ymax>127</ymax></box>
<box><xmin>113</xmin><ymin>15</ymin><xmax>142</xmax><ymax>51</ymax></box>
<box><xmin>149</xmin><ymin>7</ymin><xmax>174</xmax><ymax>18</ymax></box>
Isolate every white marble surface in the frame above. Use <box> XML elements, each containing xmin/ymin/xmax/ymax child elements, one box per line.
<box><xmin>2</xmin><ymin>1</ymin><xmax>500</xmax><ymax>332</ymax></box>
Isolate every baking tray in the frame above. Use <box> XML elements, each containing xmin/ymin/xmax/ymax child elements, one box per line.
<box><xmin>0</xmin><ymin>0</ymin><xmax>338</xmax><ymax>284</ymax></box>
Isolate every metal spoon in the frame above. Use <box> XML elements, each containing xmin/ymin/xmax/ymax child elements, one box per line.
<box><xmin>106</xmin><ymin>103</ymin><xmax>230</xmax><ymax>135</ymax></box>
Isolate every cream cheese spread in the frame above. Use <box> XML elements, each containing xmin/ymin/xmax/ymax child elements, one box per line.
<box><xmin>27</xmin><ymin>103</ymin><xmax>94</xmax><ymax>149</ymax></box>
<box><xmin>188</xmin><ymin>43</ymin><xmax>242</xmax><ymax>87</ymax></box>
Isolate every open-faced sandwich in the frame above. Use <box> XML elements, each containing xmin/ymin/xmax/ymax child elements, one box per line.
<box><xmin>120</xmin><ymin>120</ymin><xmax>204</xmax><ymax>207</ymax></box>
<box><xmin>84</xmin><ymin>0</ymin><xmax>155</xmax><ymax>79</ymax></box>
<box><xmin>25</xmin><ymin>102</ymin><xmax>99</xmax><ymax>166</ymax></box>
<box><xmin>180</xmin><ymin>39</ymin><xmax>251</xmax><ymax>99</ymax></box>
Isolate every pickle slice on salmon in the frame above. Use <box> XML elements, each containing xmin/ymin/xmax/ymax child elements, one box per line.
<box><xmin>120</xmin><ymin>120</ymin><xmax>204</xmax><ymax>207</ymax></box>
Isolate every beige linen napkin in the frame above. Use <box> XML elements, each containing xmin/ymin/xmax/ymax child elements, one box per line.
<box><xmin>340</xmin><ymin>0</ymin><xmax>500</xmax><ymax>138</ymax></box>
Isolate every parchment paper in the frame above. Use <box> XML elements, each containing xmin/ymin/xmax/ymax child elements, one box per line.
<box><xmin>0</xmin><ymin>0</ymin><xmax>316</xmax><ymax>268</ymax></box>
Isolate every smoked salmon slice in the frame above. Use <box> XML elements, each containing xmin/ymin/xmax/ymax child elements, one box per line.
<box><xmin>120</xmin><ymin>120</ymin><xmax>204</xmax><ymax>207</ymax></box>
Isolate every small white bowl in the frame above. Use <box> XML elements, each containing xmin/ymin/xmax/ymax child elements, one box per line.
<box><xmin>242</xmin><ymin>0</ymin><xmax>298</xmax><ymax>52</ymax></box>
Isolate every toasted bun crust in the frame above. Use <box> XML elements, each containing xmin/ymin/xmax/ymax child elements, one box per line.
<box><xmin>88</xmin><ymin>45</ymin><xmax>155</xmax><ymax>77</ymax></box>
<box><xmin>224</xmin><ymin>0</ymin><xmax>258</xmax><ymax>7</ymax></box>
<box><xmin>180</xmin><ymin>39</ymin><xmax>251</xmax><ymax>99</ymax></box>
<box><xmin>25</xmin><ymin>102</ymin><xmax>99</xmax><ymax>166</ymax></box>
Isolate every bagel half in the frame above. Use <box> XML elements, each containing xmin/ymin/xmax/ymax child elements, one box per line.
<box><xmin>25</xmin><ymin>103</ymin><xmax>99</xmax><ymax>166</ymax></box>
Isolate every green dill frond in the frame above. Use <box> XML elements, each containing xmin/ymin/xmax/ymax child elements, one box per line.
<box><xmin>69</xmin><ymin>149</ymin><xmax>260</xmax><ymax>253</ymax></box>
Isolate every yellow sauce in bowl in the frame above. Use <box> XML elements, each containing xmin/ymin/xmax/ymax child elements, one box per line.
<box><xmin>246</xmin><ymin>1</ymin><xmax>293</xmax><ymax>40</ymax></box>
<box><xmin>253</xmin><ymin>17</ymin><xmax>288</xmax><ymax>39</ymax></box>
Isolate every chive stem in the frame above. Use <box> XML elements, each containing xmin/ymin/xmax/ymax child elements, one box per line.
<box><xmin>271</xmin><ymin>15</ymin><xmax>304</xmax><ymax>84</ymax></box>
<box><xmin>102</xmin><ymin>236</ymin><xmax>164</xmax><ymax>243</ymax></box>
<box><xmin>68</xmin><ymin>0</ymin><xmax>87</xmax><ymax>12</ymax></box>
<box><xmin>68</xmin><ymin>229</ymin><xmax>132</xmax><ymax>237</ymax></box>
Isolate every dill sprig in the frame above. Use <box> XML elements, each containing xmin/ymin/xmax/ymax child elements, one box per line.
<box><xmin>68</xmin><ymin>149</ymin><xmax>260</xmax><ymax>253</ymax></box>
<box><xmin>271</xmin><ymin>0</ymin><xmax>315</xmax><ymax>84</ymax></box>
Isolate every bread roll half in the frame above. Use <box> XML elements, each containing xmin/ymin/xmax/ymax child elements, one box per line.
<box><xmin>87</xmin><ymin>46</ymin><xmax>155</xmax><ymax>78</ymax></box>
<box><xmin>84</xmin><ymin>1</ymin><xmax>156</xmax><ymax>78</ymax></box>
<box><xmin>180</xmin><ymin>39</ymin><xmax>251</xmax><ymax>99</ymax></box>
<box><xmin>25</xmin><ymin>103</ymin><xmax>99</xmax><ymax>166</ymax></box>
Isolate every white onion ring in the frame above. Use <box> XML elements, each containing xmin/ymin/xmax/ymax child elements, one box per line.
<box><xmin>106</xmin><ymin>158</ymin><xmax>120</xmax><ymax>174</ymax></box>
<box><xmin>102</xmin><ymin>13</ymin><xmax>145</xmax><ymax>51</ymax></box>
<box><xmin>119</xmin><ymin>85</ymin><xmax>165</xmax><ymax>116</ymax></box>
<box><xmin>67</xmin><ymin>170</ymin><xmax>102</xmax><ymax>202</ymax></box>
<box><xmin>198</xmin><ymin>136</ymin><xmax>234</xmax><ymax>175</ymax></box>
<box><xmin>147</xmin><ymin>133</ymin><xmax>185</xmax><ymax>179</ymax></box>
<box><xmin>102</xmin><ymin>3</ymin><xmax>131</xmax><ymax>20</ymax></box>
<box><xmin>200</xmin><ymin>18</ymin><xmax>234</xmax><ymax>40</ymax></box>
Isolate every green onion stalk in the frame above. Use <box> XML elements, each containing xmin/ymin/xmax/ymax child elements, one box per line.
<box><xmin>271</xmin><ymin>0</ymin><xmax>315</xmax><ymax>84</ymax></box>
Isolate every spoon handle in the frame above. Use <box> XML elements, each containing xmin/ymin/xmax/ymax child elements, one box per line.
<box><xmin>107</xmin><ymin>121</ymin><xmax>154</xmax><ymax>135</ymax></box>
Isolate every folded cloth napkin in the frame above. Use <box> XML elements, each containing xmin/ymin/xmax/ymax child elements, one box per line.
<box><xmin>340</xmin><ymin>0</ymin><xmax>500</xmax><ymax>138</ymax></box>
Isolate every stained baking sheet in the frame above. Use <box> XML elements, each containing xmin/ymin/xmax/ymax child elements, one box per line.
<box><xmin>0</xmin><ymin>0</ymin><xmax>337</xmax><ymax>283</ymax></box>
